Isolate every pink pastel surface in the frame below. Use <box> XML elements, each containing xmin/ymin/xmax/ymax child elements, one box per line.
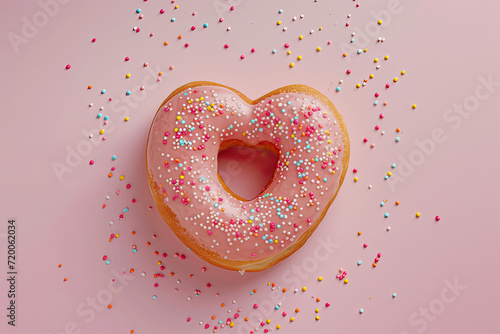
<box><xmin>1</xmin><ymin>0</ymin><xmax>499</xmax><ymax>334</ymax></box>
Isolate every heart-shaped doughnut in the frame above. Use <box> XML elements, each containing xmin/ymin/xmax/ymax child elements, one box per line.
<box><xmin>146</xmin><ymin>82</ymin><xmax>349</xmax><ymax>271</ymax></box>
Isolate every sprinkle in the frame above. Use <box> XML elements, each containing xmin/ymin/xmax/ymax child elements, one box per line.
<box><xmin>412</xmin><ymin>104</ymin><xmax>417</xmax><ymax>109</ymax></box>
<box><xmin>359</xmin><ymin>308</ymin><xmax>364</xmax><ymax>314</ymax></box>
<box><xmin>416</xmin><ymin>212</ymin><xmax>421</xmax><ymax>218</ymax></box>
<box><xmin>377</xmin><ymin>19</ymin><xmax>382</xmax><ymax>25</ymax></box>
<box><xmin>101</xmin><ymin>89</ymin><xmax>106</xmax><ymax>94</ymax></box>
<box><xmin>65</xmin><ymin>64</ymin><xmax>71</xmax><ymax>70</ymax></box>
<box><xmin>289</xmin><ymin>62</ymin><xmax>295</xmax><ymax>68</ymax></box>
<box><xmin>435</xmin><ymin>215</ymin><xmax>440</xmax><ymax>221</ymax></box>
<box><xmin>392</xmin><ymin>293</ymin><xmax>397</xmax><ymax>298</ymax></box>
<box><xmin>89</xmin><ymin>160</ymin><xmax>94</xmax><ymax>165</ymax></box>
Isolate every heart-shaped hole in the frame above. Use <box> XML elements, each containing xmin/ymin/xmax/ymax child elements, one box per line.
<box><xmin>218</xmin><ymin>141</ymin><xmax>279</xmax><ymax>201</ymax></box>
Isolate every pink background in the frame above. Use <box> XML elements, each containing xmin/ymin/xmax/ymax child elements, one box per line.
<box><xmin>1</xmin><ymin>0</ymin><xmax>499</xmax><ymax>333</ymax></box>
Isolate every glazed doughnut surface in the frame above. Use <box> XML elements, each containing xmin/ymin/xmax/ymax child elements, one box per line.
<box><xmin>147</xmin><ymin>82</ymin><xmax>349</xmax><ymax>271</ymax></box>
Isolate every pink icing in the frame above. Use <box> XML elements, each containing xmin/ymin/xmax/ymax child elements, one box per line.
<box><xmin>147</xmin><ymin>85</ymin><xmax>346</xmax><ymax>264</ymax></box>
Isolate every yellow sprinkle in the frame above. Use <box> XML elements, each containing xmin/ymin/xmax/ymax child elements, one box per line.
<box><xmin>401</xmin><ymin>70</ymin><xmax>406</xmax><ymax>75</ymax></box>
<box><xmin>289</xmin><ymin>62</ymin><xmax>295</xmax><ymax>68</ymax></box>
<box><xmin>99</xmin><ymin>129</ymin><xmax>104</xmax><ymax>134</ymax></box>
<box><xmin>319</xmin><ymin>27</ymin><xmax>322</xmax><ymax>31</ymax></box>
<box><xmin>416</xmin><ymin>212</ymin><xmax>421</xmax><ymax>218</ymax></box>
<box><xmin>412</xmin><ymin>104</ymin><xmax>417</xmax><ymax>109</ymax></box>
<box><xmin>302</xmin><ymin>286</ymin><xmax>307</xmax><ymax>291</ymax></box>
<box><xmin>387</xmin><ymin>172</ymin><xmax>392</xmax><ymax>176</ymax></box>
<box><xmin>315</xmin><ymin>308</ymin><xmax>319</xmax><ymax>313</ymax></box>
<box><xmin>344</xmin><ymin>279</ymin><xmax>349</xmax><ymax>284</ymax></box>
<box><xmin>297</xmin><ymin>55</ymin><xmax>302</xmax><ymax>60</ymax></box>
<box><xmin>174</xmin><ymin>5</ymin><xmax>178</xmax><ymax>8</ymax></box>
<box><xmin>378</xmin><ymin>19</ymin><xmax>383</xmax><ymax>25</ymax></box>
<box><xmin>290</xmin><ymin>317</ymin><xmax>295</xmax><ymax>322</ymax></box>
<box><xmin>126</xmin><ymin>73</ymin><xmax>131</xmax><ymax>78</ymax></box>
<box><xmin>276</xmin><ymin>324</ymin><xmax>281</xmax><ymax>329</ymax></box>
<box><xmin>119</xmin><ymin>175</ymin><xmax>124</xmax><ymax>180</ymax></box>
<box><xmin>374</xmin><ymin>58</ymin><xmax>379</xmax><ymax>63</ymax></box>
<box><xmin>230</xmin><ymin>322</ymin><xmax>234</xmax><ymax>328</ymax></box>
<box><xmin>287</xmin><ymin>50</ymin><xmax>291</xmax><ymax>55</ymax></box>
<box><xmin>384</xmin><ymin>55</ymin><xmax>389</xmax><ymax>60</ymax></box>
<box><xmin>318</xmin><ymin>276</ymin><xmax>323</xmax><ymax>281</ymax></box>
<box><xmin>393</xmin><ymin>77</ymin><xmax>398</xmax><ymax>82</ymax></box>
<box><xmin>356</xmin><ymin>83</ymin><xmax>361</xmax><ymax>88</ymax></box>
<box><xmin>176</xmin><ymin>116</ymin><xmax>181</xmax><ymax>120</ymax></box>
<box><xmin>316</xmin><ymin>47</ymin><xmax>321</xmax><ymax>52</ymax></box>
<box><xmin>299</xmin><ymin>35</ymin><xmax>303</xmax><ymax>40</ymax></box>
<box><xmin>369</xmin><ymin>74</ymin><xmax>374</xmax><ymax>78</ymax></box>
<box><xmin>124</xmin><ymin>117</ymin><xmax>130</xmax><ymax>122</ymax></box>
<box><xmin>315</xmin><ymin>316</ymin><xmax>320</xmax><ymax>320</ymax></box>
<box><xmin>363</xmin><ymin>48</ymin><xmax>367</xmax><ymax>52</ymax></box>
<box><xmin>266</xmin><ymin>319</ymin><xmax>271</xmax><ymax>324</ymax></box>
<box><xmin>277</xmin><ymin>20</ymin><xmax>282</xmax><ymax>25</ymax></box>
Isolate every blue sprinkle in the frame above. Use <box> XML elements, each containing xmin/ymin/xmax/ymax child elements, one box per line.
<box><xmin>101</xmin><ymin>89</ymin><xmax>106</xmax><ymax>94</ymax></box>
<box><xmin>392</xmin><ymin>293</ymin><xmax>397</xmax><ymax>298</ymax></box>
<box><xmin>105</xmin><ymin>260</ymin><xmax>110</xmax><ymax>265</ymax></box>
<box><xmin>374</xmin><ymin>101</ymin><xmax>379</xmax><ymax>106</ymax></box>
<box><xmin>357</xmin><ymin>260</ymin><xmax>362</xmax><ymax>265</ymax></box>
<box><xmin>395</xmin><ymin>137</ymin><xmax>400</xmax><ymax>142</ymax></box>
<box><xmin>336</xmin><ymin>87</ymin><xmax>341</xmax><ymax>92</ymax></box>
<box><xmin>384</xmin><ymin>212</ymin><xmax>389</xmax><ymax>218</ymax></box>
<box><xmin>97</xmin><ymin>113</ymin><xmax>102</xmax><ymax>118</ymax></box>
<box><xmin>203</xmin><ymin>23</ymin><xmax>208</xmax><ymax>28</ymax></box>
<box><xmin>126</xmin><ymin>90</ymin><xmax>131</xmax><ymax>95</ymax></box>
<box><xmin>380</xmin><ymin>202</ymin><xmax>385</xmax><ymax>206</ymax></box>
<box><xmin>152</xmin><ymin>295</ymin><xmax>157</xmax><ymax>300</ymax></box>
<box><xmin>132</xmin><ymin>249</ymin><xmax>137</xmax><ymax>253</ymax></box>
<box><xmin>391</xmin><ymin>163</ymin><xmax>396</xmax><ymax>168</ymax></box>
<box><xmin>384</xmin><ymin>175</ymin><xmax>389</xmax><ymax>180</ymax></box>
<box><xmin>123</xmin><ymin>208</ymin><xmax>129</xmax><ymax>213</ymax></box>
<box><xmin>112</xmin><ymin>155</ymin><xmax>117</xmax><ymax>161</ymax></box>
<box><xmin>272</xmin><ymin>49</ymin><xmax>277</xmax><ymax>54</ymax></box>
<box><xmin>171</xmin><ymin>17</ymin><xmax>176</xmax><ymax>22</ymax></box>
<box><xmin>357</xmin><ymin>49</ymin><xmax>362</xmax><ymax>54</ymax></box>
<box><xmin>279</xmin><ymin>9</ymin><xmax>283</xmax><ymax>13</ymax></box>
<box><xmin>359</xmin><ymin>309</ymin><xmax>364</xmax><ymax>314</ymax></box>
<box><xmin>136</xmin><ymin>8</ymin><xmax>141</xmax><ymax>13</ymax></box>
<box><xmin>104</xmin><ymin>115</ymin><xmax>109</xmax><ymax>120</ymax></box>
<box><xmin>351</xmin><ymin>38</ymin><xmax>355</xmax><ymax>43</ymax></box>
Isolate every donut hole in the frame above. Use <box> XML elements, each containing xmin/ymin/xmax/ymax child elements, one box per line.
<box><xmin>217</xmin><ymin>142</ymin><xmax>279</xmax><ymax>201</ymax></box>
